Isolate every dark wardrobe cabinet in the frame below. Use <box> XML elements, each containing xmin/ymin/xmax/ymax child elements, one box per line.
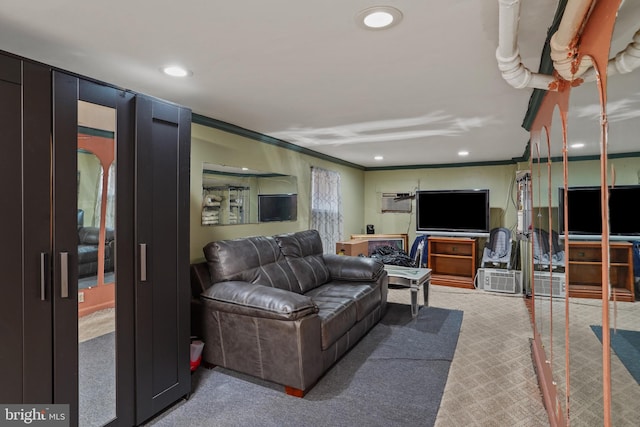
<box><xmin>0</xmin><ymin>51</ymin><xmax>191</xmax><ymax>426</ymax></box>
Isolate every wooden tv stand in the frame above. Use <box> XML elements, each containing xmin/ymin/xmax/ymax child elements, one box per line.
<box><xmin>567</xmin><ymin>240</ymin><xmax>635</xmax><ymax>302</ymax></box>
<box><xmin>427</xmin><ymin>237</ymin><xmax>476</xmax><ymax>289</ymax></box>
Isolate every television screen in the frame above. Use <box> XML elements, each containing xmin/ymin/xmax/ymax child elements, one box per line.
<box><xmin>558</xmin><ymin>185</ymin><xmax>640</xmax><ymax>236</ymax></box>
<box><xmin>416</xmin><ymin>189</ymin><xmax>490</xmax><ymax>233</ymax></box>
<box><xmin>258</xmin><ymin>194</ymin><xmax>297</xmax><ymax>222</ymax></box>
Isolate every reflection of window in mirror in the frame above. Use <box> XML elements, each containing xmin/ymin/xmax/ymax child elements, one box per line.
<box><xmin>201</xmin><ymin>163</ymin><xmax>297</xmax><ymax>226</ymax></box>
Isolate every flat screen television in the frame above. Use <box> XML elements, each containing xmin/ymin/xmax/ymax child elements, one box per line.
<box><xmin>416</xmin><ymin>189</ymin><xmax>490</xmax><ymax>233</ymax></box>
<box><xmin>258</xmin><ymin>194</ymin><xmax>298</xmax><ymax>222</ymax></box>
<box><xmin>558</xmin><ymin>185</ymin><xmax>640</xmax><ymax>236</ymax></box>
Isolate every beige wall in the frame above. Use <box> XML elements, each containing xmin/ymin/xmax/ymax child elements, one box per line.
<box><xmin>190</xmin><ymin>122</ymin><xmax>640</xmax><ymax>263</ymax></box>
<box><xmin>363</xmin><ymin>164</ymin><xmax>520</xmax><ymax>247</ymax></box>
<box><xmin>521</xmin><ymin>156</ymin><xmax>640</xmax><ymax>230</ymax></box>
<box><xmin>190</xmin><ymin>123</ymin><xmax>365</xmax><ymax>262</ymax></box>
<box><xmin>523</xmin><ymin>156</ymin><xmax>640</xmax><ymax>207</ymax></box>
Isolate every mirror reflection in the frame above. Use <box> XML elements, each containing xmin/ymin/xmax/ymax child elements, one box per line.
<box><xmin>529</xmin><ymin>68</ymin><xmax>640</xmax><ymax>426</ymax></box>
<box><xmin>77</xmin><ymin>101</ymin><xmax>117</xmax><ymax>427</ymax></box>
<box><xmin>202</xmin><ymin>162</ymin><xmax>297</xmax><ymax>225</ymax></box>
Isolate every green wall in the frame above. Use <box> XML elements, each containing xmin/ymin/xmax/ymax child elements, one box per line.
<box><xmin>190</xmin><ymin>120</ymin><xmax>640</xmax><ymax>264</ymax></box>
<box><xmin>190</xmin><ymin>123</ymin><xmax>366</xmax><ymax>262</ymax></box>
<box><xmin>363</xmin><ymin>164</ymin><xmax>520</xmax><ymax>247</ymax></box>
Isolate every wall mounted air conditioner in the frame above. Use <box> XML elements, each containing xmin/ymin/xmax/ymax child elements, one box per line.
<box><xmin>477</xmin><ymin>268</ymin><xmax>522</xmax><ymax>294</ymax></box>
<box><xmin>381</xmin><ymin>192</ymin><xmax>412</xmax><ymax>213</ymax></box>
<box><xmin>532</xmin><ymin>271</ymin><xmax>566</xmax><ymax>298</ymax></box>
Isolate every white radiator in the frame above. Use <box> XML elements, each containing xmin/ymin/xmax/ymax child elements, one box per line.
<box><xmin>532</xmin><ymin>271</ymin><xmax>566</xmax><ymax>298</ymax></box>
<box><xmin>477</xmin><ymin>268</ymin><xmax>522</xmax><ymax>294</ymax></box>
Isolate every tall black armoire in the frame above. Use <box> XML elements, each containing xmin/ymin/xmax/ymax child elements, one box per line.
<box><xmin>0</xmin><ymin>51</ymin><xmax>191</xmax><ymax>427</ymax></box>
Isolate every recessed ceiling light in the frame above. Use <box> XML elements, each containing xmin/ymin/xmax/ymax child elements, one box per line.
<box><xmin>357</xmin><ymin>6</ymin><xmax>403</xmax><ymax>30</ymax></box>
<box><xmin>241</xmin><ymin>167</ymin><xmax>249</xmax><ymax>171</ymax></box>
<box><xmin>162</xmin><ymin>65</ymin><xmax>192</xmax><ymax>77</ymax></box>
<box><xmin>570</xmin><ymin>143</ymin><xmax>585</xmax><ymax>149</ymax></box>
<box><xmin>458</xmin><ymin>150</ymin><xmax>469</xmax><ymax>156</ymax></box>
<box><xmin>374</xmin><ymin>155</ymin><xmax>384</xmax><ymax>161</ymax></box>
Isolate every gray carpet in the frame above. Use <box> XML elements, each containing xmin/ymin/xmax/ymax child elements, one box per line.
<box><xmin>147</xmin><ymin>303</ymin><xmax>463</xmax><ymax>427</ymax></box>
<box><xmin>79</xmin><ymin>332</ymin><xmax>116</xmax><ymax>427</ymax></box>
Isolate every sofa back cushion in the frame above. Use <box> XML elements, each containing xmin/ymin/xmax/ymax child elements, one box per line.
<box><xmin>203</xmin><ymin>235</ymin><xmax>303</xmax><ymax>293</ymax></box>
<box><xmin>275</xmin><ymin>230</ymin><xmax>331</xmax><ymax>293</ymax></box>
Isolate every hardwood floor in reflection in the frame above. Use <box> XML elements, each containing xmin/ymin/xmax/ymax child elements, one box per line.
<box><xmin>78</xmin><ymin>308</ymin><xmax>115</xmax><ymax>342</ymax></box>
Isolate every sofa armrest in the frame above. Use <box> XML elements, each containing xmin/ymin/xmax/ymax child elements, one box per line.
<box><xmin>201</xmin><ymin>281</ymin><xmax>318</xmax><ymax>321</ymax></box>
<box><xmin>78</xmin><ymin>226</ymin><xmax>115</xmax><ymax>244</ymax></box>
<box><xmin>323</xmin><ymin>254</ymin><xmax>385</xmax><ymax>281</ymax></box>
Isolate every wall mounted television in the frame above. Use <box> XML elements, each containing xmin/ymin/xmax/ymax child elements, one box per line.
<box><xmin>416</xmin><ymin>189</ymin><xmax>490</xmax><ymax>233</ymax></box>
<box><xmin>258</xmin><ymin>194</ymin><xmax>298</xmax><ymax>222</ymax></box>
<box><xmin>558</xmin><ymin>185</ymin><xmax>640</xmax><ymax>236</ymax></box>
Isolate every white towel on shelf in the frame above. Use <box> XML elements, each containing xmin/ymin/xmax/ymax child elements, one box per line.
<box><xmin>204</xmin><ymin>198</ymin><xmax>221</xmax><ymax>207</ymax></box>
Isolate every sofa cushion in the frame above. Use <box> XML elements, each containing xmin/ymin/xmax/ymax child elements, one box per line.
<box><xmin>275</xmin><ymin>230</ymin><xmax>331</xmax><ymax>293</ymax></box>
<box><xmin>204</xmin><ymin>235</ymin><xmax>302</xmax><ymax>293</ymax></box>
<box><xmin>310</xmin><ymin>293</ymin><xmax>357</xmax><ymax>350</ymax></box>
<box><xmin>305</xmin><ymin>281</ymin><xmax>381</xmax><ymax>322</ymax></box>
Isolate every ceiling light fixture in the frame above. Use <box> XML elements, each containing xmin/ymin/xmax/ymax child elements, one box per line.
<box><xmin>374</xmin><ymin>155</ymin><xmax>384</xmax><ymax>161</ymax></box>
<box><xmin>162</xmin><ymin>65</ymin><xmax>192</xmax><ymax>77</ymax></box>
<box><xmin>357</xmin><ymin>6</ymin><xmax>403</xmax><ymax>30</ymax></box>
<box><xmin>458</xmin><ymin>150</ymin><xmax>469</xmax><ymax>156</ymax></box>
<box><xmin>570</xmin><ymin>143</ymin><xmax>585</xmax><ymax>149</ymax></box>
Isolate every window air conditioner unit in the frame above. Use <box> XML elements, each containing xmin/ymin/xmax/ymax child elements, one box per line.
<box><xmin>477</xmin><ymin>268</ymin><xmax>522</xmax><ymax>294</ymax></box>
<box><xmin>381</xmin><ymin>192</ymin><xmax>412</xmax><ymax>213</ymax></box>
<box><xmin>532</xmin><ymin>271</ymin><xmax>566</xmax><ymax>298</ymax></box>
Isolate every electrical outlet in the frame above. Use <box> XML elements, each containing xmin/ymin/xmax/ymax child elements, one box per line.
<box><xmin>78</xmin><ymin>291</ymin><xmax>84</xmax><ymax>303</ymax></box>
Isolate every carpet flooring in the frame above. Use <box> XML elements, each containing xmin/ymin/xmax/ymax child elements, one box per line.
<box><xmin>79</xmin><ymin>332</ymin><xmax>116</xmax><ymax>427</ymax></box>
<box><xmin>591</xmin><ymin>326</ymin><xmax>640</xmax><ymax>385</ymax></box>
<box><xmin>147</xmin><ymin>302</ymin><xmax>463</xmax><ymax>427</ymax></box>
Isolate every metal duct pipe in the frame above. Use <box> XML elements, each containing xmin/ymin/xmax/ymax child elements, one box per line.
<box><xmin>496</xmin><ymin>0</ymin><xmax>557</xmax><ymax>90</ymax></box>
<box><xmin>581</xmin><ymin>29</ymin><xmax>640</xmax><ymax>81</ymax></box>
<box><xmin>550</xmin><ymin>0</ymin><xmax>595</xmax><ymax>80</ymax></box>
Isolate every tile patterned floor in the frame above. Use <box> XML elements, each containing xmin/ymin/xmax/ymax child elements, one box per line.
<box><xmin>387</xmin><ymin>285</ymin><xmax>550</xmax><ymax>426</ymax></box>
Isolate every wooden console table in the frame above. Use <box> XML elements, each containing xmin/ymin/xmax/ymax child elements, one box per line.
<box><xmin>567</xmin><ymin>240</ymin><xmax>635</xmax><ymax>302</ymax></box>
<box><xmin>427</xmin><ymin>237</ymin><xmax>476</xmax><ymax>289</ymax></box>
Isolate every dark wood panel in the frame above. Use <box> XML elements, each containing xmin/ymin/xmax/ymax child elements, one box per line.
<box><xmin>52</xmin><ymin>71</ymin><xmax>80</xmax><ymax>422</ymax></box>
<box><xmin>22</xmin><ymin>60</ymin><xmax>53</xmax><ymax>403</ymax></box>
<box><xmin>0</xmin><ymin>55</ymin><xmax>52</xmax><ymax>404</ymax></box>
<box><xmin>113</xmin><ymin>89</ymin><xmax>136</xmax><ymax>426</ymax></box>
<box><xmin>0</xmin><ymin>52</ymin><xmax>21</xmax><ymax>83</ymax></box>
<box><xmin>135</xmin><ymin>95</ymin><xmax>191</xmax><ymax>424</ymax></box>
<box><xmin>0</xmin><ymin>55</ymin><xmax>26</xmax><ymax>403</ymax></box>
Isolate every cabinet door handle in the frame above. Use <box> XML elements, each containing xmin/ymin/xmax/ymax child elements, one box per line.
<box><xmin>60</xmin><ymin>252</ymin><xmax>69</xmax><ymax>298</ymax></box>
<box><xmin>40</xmin><ymin>252</ymin><xmax>48</xmax><ymax>301</ymax></box>
<box><xmin>140</xmin><ymin>243</ymin><xmax>147</xmax><ymax>282</ymax></box>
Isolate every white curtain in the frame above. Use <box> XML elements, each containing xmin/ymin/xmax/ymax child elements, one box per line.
<box><xmin>310</xmin><ymin>167</ymin><xmax>343</xmax><ymax>254</ymax></box>
<box><xmin>95</xmin><ymin>163</ymin><xmax>116</xmax><ymax>229</ymax></box>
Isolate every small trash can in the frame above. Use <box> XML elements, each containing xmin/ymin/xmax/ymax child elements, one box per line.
<box><xmin>190</xmin><ymin>340</ymin><xmax>205</xmax><ymax>372</ymax></box>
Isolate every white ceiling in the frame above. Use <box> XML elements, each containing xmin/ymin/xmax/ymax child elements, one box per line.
<box><xmin>1</xmin><ymin>0</ymin><xmax>638</xmax><ymax>168</ymax></box>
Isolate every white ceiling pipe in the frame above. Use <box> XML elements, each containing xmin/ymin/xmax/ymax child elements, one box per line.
<box><xmin>581</xmin><ymin>29</ymin><xmax>640</xmax><ymax>81</ymax></box>
<box><xmin>496</xmin><ymin>0</ymin><xmax>558</xmax><ymax>90</ymax></box>
<box><xmin>550</xmin><ymin>0</ymin><xmax>595</xmax><ymax>81</ymax></box>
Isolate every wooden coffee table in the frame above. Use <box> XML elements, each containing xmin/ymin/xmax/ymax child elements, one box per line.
<box><xmin>384</xmin><ymin>265</ymin><xmax>432</xmax><ymax>317</ymax></box>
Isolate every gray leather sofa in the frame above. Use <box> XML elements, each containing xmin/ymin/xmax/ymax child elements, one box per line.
<box><xmin>190</xmin><ymin>229</ymin><xmax>388</xmax><ymax>396</ymax></box>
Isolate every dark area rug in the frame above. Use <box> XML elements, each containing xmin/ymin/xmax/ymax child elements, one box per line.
<box><xmin>147</xmin><ymin>303</ymin><xmax>463</xmax><ymax>427</ymax></box>
<box><xmin>591</xmin><ymin>325</ymin><xmax>640</xmax><ymax>385</ymax></box>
